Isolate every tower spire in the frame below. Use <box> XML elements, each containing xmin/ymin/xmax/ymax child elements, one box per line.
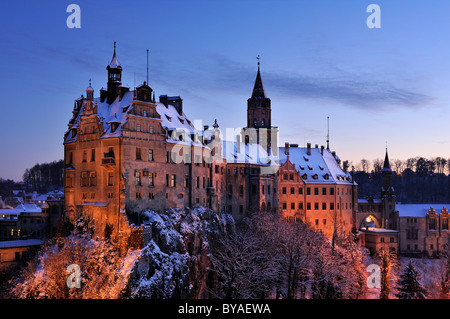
<box><xmin>146</xmin><ymin>49</ymin><xmax>149</xmax><ymax>84</ymax></box>
<box><xmin>383</xmin><ymin>146</ymin><xmax>391</xmax><ymax>170</ymax></box>
<box><xmin>251</xmin><ymin>55</ymin><xmax>266</xmax><ymax>99</ymax></box>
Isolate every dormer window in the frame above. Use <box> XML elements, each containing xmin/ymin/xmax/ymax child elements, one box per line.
<box><xmin>302</xmin><ymin>173</ymin><xmax>308</xmax><ymax>180</ymax></box>
<box><xmin>323</xmin><ymin>174</ymin><xmax>330</xmax><ymax>180</ymax></box>
<box><xmin>312</xmin><ymin>174</ymin><xmax>318</xmax><ymax>180</ymax></box>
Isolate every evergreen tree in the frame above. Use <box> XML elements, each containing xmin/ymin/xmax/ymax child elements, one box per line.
<box><xmin>395</xmin><ymin>260</ymin><xmax>427</xmax><ymax>299</ymax></box>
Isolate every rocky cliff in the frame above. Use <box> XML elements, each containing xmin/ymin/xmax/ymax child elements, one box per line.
<box><xmin>123</xmin><ymin>206</ymin><xmax>234</xmax><ymax>298</ymax></box>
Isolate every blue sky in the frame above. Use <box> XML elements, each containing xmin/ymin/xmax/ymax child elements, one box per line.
<box><xmin>0</xmin><ymin>0</ymin><xmax>449</xmax><ymax>181</ymax></box>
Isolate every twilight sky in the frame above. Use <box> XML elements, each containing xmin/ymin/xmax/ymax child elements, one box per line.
<box><xmin>0</xmin><ymin>0</ymin><xmax>449</xmax><ymax>181</ymax></box>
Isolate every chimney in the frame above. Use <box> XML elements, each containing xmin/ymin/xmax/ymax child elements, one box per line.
<box><xmin>159</xmin><ymin>95</ymin><xmax>168</xmax><ymax>107</ymax></box>
<box><xmin>321</xmin><ymin>145</ymin><xmax>324</xmax><ymax>155</ymax></box>
<box><xmin>307</xmin><ymin>143</ymin><xmax>311</xmax><ymax>155</ymax></box>
<box><xmin>332</xmin><ymin>151</ymin><xmax>336</xmax><ymax>159</ymax></box>
<box><xmin>236</xmin><ymin>135</ymin><xmax>241</xmax><ymax>154</ymax></box>
<box><xmin>285</xmin><ymin>142</ymin><xmax>290</xmax><ymax>156</ymax></box>
<box><xmin>315</xmin><ymin>144</ymin><xmax>319</xmax><ymax>148</ymax></box>
<box><xmin>204</xmin><ymin>125</ymin><xmax>209</xmax><ymax>131</ymax></box>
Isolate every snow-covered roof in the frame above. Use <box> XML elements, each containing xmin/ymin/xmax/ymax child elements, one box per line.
<box><xmin>0</xmin><ymin>203</ymin><xmax>42</xmax><ymax>219</ymax></box>
<box><xmin>221</xmin><ymin>140</ymin><xmax>277</xmax><ymax>165</ymax></box>
<box><xmin>397</xmin><ymin>204</ymin><xmax>450</xmax><ymax>217</ymax></box>
<box><xmin>65</xmin><ymin>91</ymin><xmax>205</xmax><ymax>150</ymax></box>
<box><xmin>0</xmin><ymin>239</ymin><xmax>43</xmax><ymax>249</ymax></box>
<box><xmin>278</xmin><ymin>146</ymin><xmax>352</xmax><ymax>184</ymax></box>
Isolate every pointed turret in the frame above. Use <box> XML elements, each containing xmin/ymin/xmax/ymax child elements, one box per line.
<box><xmin>106</xmin><ymin>41</ymin><xmax>123</xmax><ymax>104</ymax></box>
<box><xmin>381</xmin><ymin>147</ymin><xmax>394</xmax><ymax>198</ymax></box>
<box><xmin>251</xmin><ymin>65</ymin><xmax>267</xmax><ymax>99</ymax></box>
<box><xmin>382</xmin><ymin>148</ymin><xmax>391</xmax><ymax>171</ymax></box>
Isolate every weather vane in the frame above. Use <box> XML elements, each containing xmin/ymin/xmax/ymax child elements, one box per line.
<box><xmin>256</xmin><ymin>55</ymin><xmax>260</xmax><ymax>67</ymax></box>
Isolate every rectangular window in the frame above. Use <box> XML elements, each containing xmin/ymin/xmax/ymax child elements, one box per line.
<box><xmin>330</xmin><ymin>188</ymin><xmax>335</xmax><ymax>195</ymax></box>
<box><xmin>81</xmin><ymin>171</ymin><xmax>88</xmax><ymax>187</ymax></box>
<box><xmin>307</xmin><ymin>203</ymin><xmax>311</xmax><ymax>210</ymax></box>
<box><xmin>443</xmin><ymin>219</ymin><xmax>449</xmax><ymax>230</ymax></box>
<box><xmin>136</xmin><ymin>124</ymin><xmax>141</xmax><ymax>132</ymax></box>
<box><xmin>108</xmin><ymin>172</ymin><xmax>113</xmax><ymax>186</ymax></box>
<box><xmin>298</xmin><ymin>202</ymin><xmax>303</xmax><ymax>210</ymax></box>
<box><xmin>170</xmin><ymin>175</ymin><xmax>176</xmax><ymax>187</ymax></box>
<box><xmin>314</xmin><ymin>202</ymin><xmax>319</xmax><ymax>210</ymax></box>
<box><xmin>298</xmin><ymin>187</ymin><xmax>303</xmax><ymax>195</ymax></box>
<box><xmin>107</xmin><ymin>192</ymin><xmax>113</xmax><ymax>199</ymax></box>
<box><xmin>330</xmin><ymin>202</ymin><xmax>335</xmax><ymax>210</ymax></box>
<box><xmin>136</xmin><ymin>192</ymin><xmax>142</xmax><ymax>199</ymax></box>
<box><xmin>282</xmin><ymin>187</ymin><xmax>287</xmax><ymax>194</ymax></box>
<box><xmin>135</xmin><ymin>171</ymin><xmax>141</xmax><ymax>186</ymax></box>
<box><xmin>149</xmin><ymin>126</ymin><xmax>153</xmax><ymax>133</ymax></box>
<box><xmin>307</xmin><ymin>187</ymin><xmax>311</xmax><ymax>195</ymax></box>
<box><xmin>314</xmin><ymin>187</ymin><xmax>319</xmax><ymax>195</ymax></box>
<box><xmin>289</xmin><ymin>174</ymin><xmax>294</xmax><ymax>180</ymax></box>
<box><xmin>291</xmin><ymin>203</ymin><xmax>295</xmax><ymax>210</ymax></box>
<box><xmin>136</xmin><ymin>148</ymin><xmax>142</xmax><ymax>160</ymax></box>
<box><xmin>184</xmin><ymin>175</ymin><xmax>189</xmax><ymax>188</ymax></box>
<box><xmin>283</xmin><ymin>174</ymin><xmax>288</xmax><ymax>180</ymax></box>
<box><xmin>148</xmin><ymin>149</ymin><xmax>154</xmax><ymax>161</ymax></box>
<box><xmin>89</xmin><ymin>171</ymin><xmax>96</xmax><ymax>186</ymax></box>
<box><xmin>149</xmin><ymin>192</ymin><xmax>154</xmax><ymax>199</ymax></box>
<box><xmin>196</xmin><ymin>176</ymin><xmax>200</xmax><ymax>188</ymax></box>
<box><xmin>149</xmin><ymin>173</ymin><xmax>154</xmax><ymax>186</ymax></box>
<box><xmin>282</xmin><ymin>202</ymin><xmax>287</xmax><ymax>210</ymax></box>
<box><xmin>323</xmin><ymin>219</ymin><xmax>327</xmax><ymax>225</ymax></box>
<box><xmin>82</xmin><ymin>151</ymin><xmax>87</xmax><ymax>162</ymax></box>
<box><xmin>322</xmin><ymin>202</ymin><xmax>326</xmax><ymax>210</ymax></box>
<box><xmin>91</xmin><ymin>149</ymin><xmax>95</xmax><ymax>162</ymax></box>
<box><xmin>290</xmin><ymin>187</ymin><xmax>295</xmax><ymax>195</ymax></box>
<box><xmin>322</xmin><ymin>188</ymin><xmax>326</xmax><ymax>195</ymax></box>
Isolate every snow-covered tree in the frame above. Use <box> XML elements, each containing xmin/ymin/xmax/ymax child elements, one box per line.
<box><xmin>379</xmin><ymin>247</ymin><xmax>396</xmax><ymax>299</ymax></box>
<box><xmin>395</xmin><ymin>260</ymin><xmax>427</xmax><ymax>299</ymax></box>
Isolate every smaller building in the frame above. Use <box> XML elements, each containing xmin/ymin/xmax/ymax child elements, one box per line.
<box><xmin>0</xmin><ymin>239</ymin><xmax>43</xmax><ymax>263</ymax></box>
<box><xmin>359</xmin><ymin>227</ymin><xmax>399</xmax><ymax>256</ymax></box>
<box><xmin>0</xmin><ymin>203</ymin><xmax>48</xmax><ymax>241</ymax></box>
<box><xmin>397</xmin><ymin>204</ymin><xmax>450</xmax><ymax>257</ymax></box>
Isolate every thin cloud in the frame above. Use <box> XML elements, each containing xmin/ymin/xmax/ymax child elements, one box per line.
<box><xmin>181</xmin><ymin>54</ymin><xmax>433</xmax><ymax>110</ymax></box>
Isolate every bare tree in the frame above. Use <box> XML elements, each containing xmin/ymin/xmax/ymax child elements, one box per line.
<box><xmin>373</xmin><ymin>158</ymin><xmax>383</xmax><ymax>173</ymax></box>
<box><xmin>360</xmin><ymin>159</ymin><xmax>370</xmax><ymax>173</ymax></box>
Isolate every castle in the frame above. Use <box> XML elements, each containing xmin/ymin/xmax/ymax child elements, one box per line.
<box><xmin>63</xmin><ymin>44</ymin><xmax>357</xmax><ymax>249</ymax></box>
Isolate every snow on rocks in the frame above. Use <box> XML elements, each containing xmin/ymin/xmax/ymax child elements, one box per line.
<box><xmin>124</xmin><ymin>206</ymin><xmax>234</xmax><ymax>299</ymax></box>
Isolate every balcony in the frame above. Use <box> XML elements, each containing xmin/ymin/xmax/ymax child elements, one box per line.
<box><xmin>101</xmin><ymin>151</ymin><xmax>116</xmax><ymax>170</ymax></box>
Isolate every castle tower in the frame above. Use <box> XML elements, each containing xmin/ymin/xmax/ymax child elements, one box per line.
<box><xmin>244</xmin><ymin>58</ymin><xmax>277</xmax><ymax>155</ymax></box>
<box><xmin>106</xmin><ymin>41</ymin><xmax>123</xmax><ymax>104</ymax></box>
<box><xmin>381</xmin><ymin>148</ymin><xmax>397</xmax><ymax>229</ymax></box>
